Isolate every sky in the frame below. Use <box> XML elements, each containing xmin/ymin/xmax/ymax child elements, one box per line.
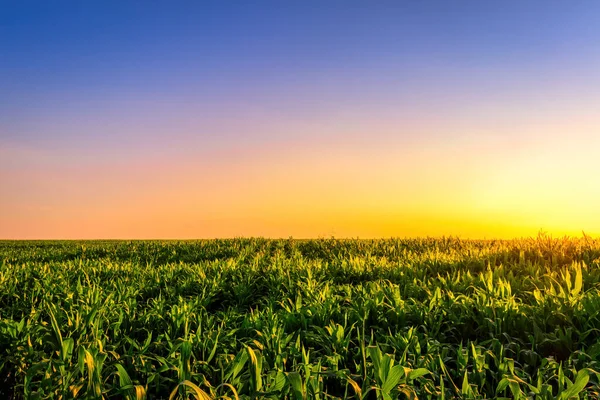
<box><xmin>1</xmin><ymin>1</ymin><xmax>600</xmax><ymax>239</ymax></box>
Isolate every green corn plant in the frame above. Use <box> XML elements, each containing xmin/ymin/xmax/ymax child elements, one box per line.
<box><xmin>114</xmin><ymin>363</ymin><xmax>147</xmax><ymax>400</ymax></box>
<box><xmin>77</xmin><ymin>345</ymin><xmax>107</xmax><ymax>398</ymax></box>
<box><xmin>363</xmin><ymin>345</ymin><xmax>429</xmax><ymax>400</ymax></box>
<box><xmin>3</xmin><ymin>238</ymin><xmax>600</xmax><ymax>398</ymax></box>
<box><xmin>246</xmin><ymin>346</ymin><xmax>263</xmax><ymax>395</ymax></box>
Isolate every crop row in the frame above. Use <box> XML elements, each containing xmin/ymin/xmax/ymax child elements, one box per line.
<box><xmin>1</xmin><ymin>236</ymin><xmax>599</xmax><ymax>398</ymax></box>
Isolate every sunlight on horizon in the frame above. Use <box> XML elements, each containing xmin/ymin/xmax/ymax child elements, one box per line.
<box><xmin>2</xmin><ymin>2</ymin><xmax>599</xmax><ymax>239</ymax></box>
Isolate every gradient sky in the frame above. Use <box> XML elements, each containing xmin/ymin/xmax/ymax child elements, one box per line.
<box><xmin>2</xmin><ymin>1</ymin><xmax>600</xmax><ymax>239</ymax></box>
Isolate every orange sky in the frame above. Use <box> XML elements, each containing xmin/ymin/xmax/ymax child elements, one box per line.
<box><xmin>3</xmin><ymin>120</ymin><xmax>599</xmax><ymax>239</ymax></box>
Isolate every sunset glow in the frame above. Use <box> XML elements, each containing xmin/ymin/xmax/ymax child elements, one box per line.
<box><xmin>2</xmin><ymin>1</ymin><xmax>599</xmax><ymax>239</ymax></box>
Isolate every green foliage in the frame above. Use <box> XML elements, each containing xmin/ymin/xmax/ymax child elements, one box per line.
<box><xmin>1</xmin><ymin>236</ymin><xmax>600</xmax><ymax>398</ymax></box>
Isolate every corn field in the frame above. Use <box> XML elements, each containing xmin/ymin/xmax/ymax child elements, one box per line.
<box><xmin>1</xmin><ymin>236</ymin><xmax>600</xmax><ymax>399</ymax></box>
